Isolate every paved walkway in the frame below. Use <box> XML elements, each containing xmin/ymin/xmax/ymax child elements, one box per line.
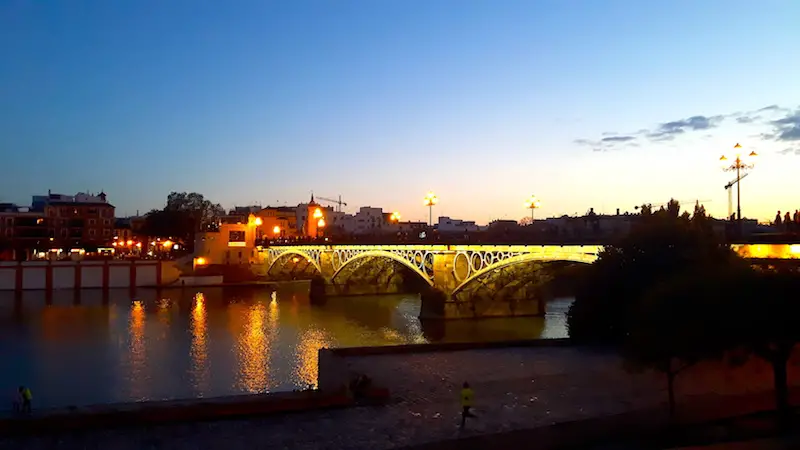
<box><xmin>0</xmin><ymin>346</ymin><xmax>794</xmax><ymax>449</ymax></box>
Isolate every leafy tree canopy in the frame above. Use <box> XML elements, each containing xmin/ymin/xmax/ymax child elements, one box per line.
<box><xmin>567</xmin><ymin>199</ymin><xmax>740</xmax><ymax>344</ymax></box>
<box><xmin>141</xmin><ymin>192</ymin><xmax>225</xmax><ymax>244</ymax></box>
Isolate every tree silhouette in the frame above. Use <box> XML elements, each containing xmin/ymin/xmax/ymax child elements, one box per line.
<box><xmin>734</xmin><ymin>269</ymin><xmax>800</xmax><ymax>426</ymax></box>
<box><xmin>142</xmin><ymin>192</ymin><xmax>225</xmax><ymax>248</ymax></box>
<box><xmin>568</xmin><ymin>199</ymin><xmax>734</xmax><ymax>344</ymax></box>
<box><xmin>625</xmin><ymin>267</ymin><xmax>746</xmax><ymax>417</ymax></box>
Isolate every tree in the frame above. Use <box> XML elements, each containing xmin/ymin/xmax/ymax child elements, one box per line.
<box><xmin>141</xmin><ymin>192</ymin><xmax>225</xmax><ymax>247</ymax></box>
<box><xmin>568</xmin><ymin>199</ymin><xmax>736</xmax><ymax>344</ymax></box>
<box><xmin>164</xmin><ymin>192</ymin><xmax>225</xmax><ymax>232</ymax></box>
<box><xmin>735</xmin><ymin>269</ymin><xmax>800</xmax><ymax>426</ymax></box>
<box><xmin>625</xmin><ymin>267</ymin><xmax>747</xmax><ymax>417</ymax></box>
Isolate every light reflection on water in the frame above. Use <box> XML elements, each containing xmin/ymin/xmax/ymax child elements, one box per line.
<box><xmin>0</xmin><ymin>284</ymin><xmax>571</xmax><ymax>409</ymax></box>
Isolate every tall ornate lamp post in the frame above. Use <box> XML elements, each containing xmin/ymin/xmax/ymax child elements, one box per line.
<box><xmin>720</xmin><ymin>143</ymin><xmax>757</xmax><ymax>235</ymax></box>
<box><xmin>524</xmin><ymin>195</ymin><xmax>541</xmax><ymax>223</ymax></box>
<box><xmin>423</xmin><ymin>192</ymin><xmax>438</xmax><ymax>227</ymax></box>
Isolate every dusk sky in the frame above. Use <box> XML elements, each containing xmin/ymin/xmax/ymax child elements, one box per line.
<box><xmin>2</xmin><ymin>1</ymin><xmax>799</xmax><ymax>223</ymax></box>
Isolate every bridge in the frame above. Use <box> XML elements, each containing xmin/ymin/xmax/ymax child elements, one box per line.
<box><xmin>259</xmin><ymin>243</ymin><xmax>800</xmax><ymax>320</ymax></box>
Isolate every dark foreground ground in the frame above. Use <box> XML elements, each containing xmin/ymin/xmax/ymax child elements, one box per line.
<box><xmin>1</xmin><ymin>345</ymin><xmax>798</xmax><ymax>449</ymax></box>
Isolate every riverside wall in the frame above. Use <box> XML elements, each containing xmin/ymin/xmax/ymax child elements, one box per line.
<box><xmin>0</xmin><ymin>260</ymin><xmax>182</xmax><ymax>291</ymax></box>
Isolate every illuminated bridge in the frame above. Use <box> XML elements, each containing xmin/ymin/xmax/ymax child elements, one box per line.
<box><xmin>261</xmin><ymin>243</ymin><xmax>799</xmax><ymax>319</ymax></box>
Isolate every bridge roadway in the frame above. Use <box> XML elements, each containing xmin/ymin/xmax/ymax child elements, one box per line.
<box><xmin>260</xmin><ymin>243</ymin><xmax>799</xmax><ymax>319</ymax></box>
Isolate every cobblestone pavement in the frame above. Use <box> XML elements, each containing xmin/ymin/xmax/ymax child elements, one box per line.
<box><xmin>0</xmin><ymin>347</ymin><xmax>785</xmax><ymax>450</ymax></box>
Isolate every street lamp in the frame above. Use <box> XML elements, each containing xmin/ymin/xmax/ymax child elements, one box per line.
<box><xmin>273</xmin><ymin>225</ymin><xmax>281</xmax><ymax>237</ymax></box>
<box><xmin>720</xmin><ymin>143</ymin><xmax>757</xmax><ymax>234</ymax></box>
<box><xmin>423</xmin><ymin>192</ymin><xmax>438</xmax><ymax>226</ymax></box>
<box><xmin>316</xmin><ymin>218</ymin><xmax>326</xmax><ymax>238</ymax></box>
<box><xmin>524</xmin><ymin>195</ymin><xmax>541</xmax><ymax>223</ymax></box>
<box><xmin>390</xmin><ymin>212</ymin><xmax>401</xmax><ymax>222</ymax></box>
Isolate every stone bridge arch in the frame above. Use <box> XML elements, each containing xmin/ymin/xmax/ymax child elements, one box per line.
<box><xmin>449</xmin><ymin>246</ymin><xmax>597</xmax><ymax>297</ymax></box>
<box><xmin>329</xmin><ymin>249</ymin><xmax>435</xmax><ymax>286</ymax></box>
<box><xmin>266</xmin><ymin>247</ymin><xmax>324</xmax><ymax>276</ymax></box>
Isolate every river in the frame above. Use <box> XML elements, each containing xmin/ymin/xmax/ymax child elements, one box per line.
<box><xmin>0</xmin><ymin>283</ymin><xmax>571</xmax><ymax>410</ymax></box>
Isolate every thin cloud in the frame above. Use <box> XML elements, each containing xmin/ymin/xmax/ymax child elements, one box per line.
<box><xmin>574</xmin><ymin>104</ymin><xmax>799</xmax><ymax>153</ymax></box>
<box><xmin>771</xmin><ymin>110</ymin><xmax>800</xmax><ymax>141</ymax></box>
<box><xmin>575</xmin><ymin>135</ymin><xmax>638</xmax><ymax>152</ymax></box>
<box><xmin>601</xmin><ymin>136</ymin><xmax>636</xmax><ymax>143</ymax></box>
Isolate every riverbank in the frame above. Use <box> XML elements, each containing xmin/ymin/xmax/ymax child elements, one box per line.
<box><xmin>0</xmin><ymin>389</ymin><xmax>386</xmax><ymax>437</ymax></box>
<box><xmin>1</xmin><ymin>339</ymin><xmax>798</xmax><ymax>449</ymax></box>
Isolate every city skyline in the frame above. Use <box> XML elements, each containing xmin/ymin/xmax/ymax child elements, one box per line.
<box><xmin>2</xmin><ymin>1</ymin><xmax>799</xmax><ymax>222</ymax></box>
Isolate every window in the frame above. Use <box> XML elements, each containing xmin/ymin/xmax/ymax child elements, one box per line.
<box><xmin>87</xmin><ymin>208</ymin><xmax>98</xmax><ymax>215</ymax></box>
<box><xmin>89</xmin><ymin>229</ymin><xmax>96</xmax><ymax>237</ymax></box>
<box><xmin>103</xmin><ymin>219</ymin><xmax>111</xmax><ymax>226</ymax></box>
<box><xmin>88</xmin><ymin>219</ymin><xmax>96</xmax><ymax>226</ymax></box>
<box><xmin>103</xmin><ymin>229</ymin><xmax>110</xmax><ymax>236</ymax></box>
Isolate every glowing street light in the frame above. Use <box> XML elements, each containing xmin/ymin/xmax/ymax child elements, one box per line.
<box><xmin>524</xmin><ymin>195</ymin><xmax>542</xmax><ymax>222</ymax></box>
<box><xmin>720</xmin><ymin>143</ymin><xmax>757</xmax><ymax>234</ymax></box>
<box><xmin>254</xmin><ymin>217</ymin><xmax>263</xmax><ymax>226</ymax></box>
<box><xmin>423</xmin><ymin>192</ymin><xmax>438</xmax><ymax>226</ymax></box>
<box><xmin>317</xmin><ymin>218</ymin><xmax>326</xmax><ymax>228</ymax></box>
<box><xmin>273</xmin><ymin>225</ymin><xmax>281</xmax><ymax>236</ymax></box>
<box><xmin>390</xmin><ymin>212</ymin><xmax>401</xmax><ymax>222</ymax></box>
<box><xmin>313</xmin><ymin>208</ymin><xmax>323</xmax><ymax>219</ymax></box>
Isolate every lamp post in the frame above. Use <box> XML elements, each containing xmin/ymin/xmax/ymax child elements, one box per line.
<box><xmin>253</xmin><ymin>217</ymin><xmax>263</xmax><ymax>245</ymax></box>
<box><xmin>720</xmin><ymin>143</ymin><xmax>757</xmax><ymax>236</ymax></box>
<box><xmin>524</xmin><ymin>195</ymin><xmax>541</xmax><ymax>223</ymax></box>
<box><xmin>317</xmin><ymin>218</ymin><xmax>326</xmax><ymax>238</ymax></box>
<box><xmin>423</xmin><ymin>192</ymin><xmax>438</xmax><ymax>227</ymax></box>
<box><xmin>273</xmin><ymin>225</ymin><xmax>281</xmax><ymax>240</ymax></box>
<box><xmin>312</xmin><ymin>208</ymin><xmax>324</xmax><ymax>239</ymax></box>
<box><xmin>389</xmin><ymin>212</ymin><xmax>401</xmax><ymax>222</ymax></box>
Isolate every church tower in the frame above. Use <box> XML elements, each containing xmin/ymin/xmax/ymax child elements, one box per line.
<box><xmin>306</xmin><ymin>194</ymin><xmax>323</xmax><ymax>237</ymax></box>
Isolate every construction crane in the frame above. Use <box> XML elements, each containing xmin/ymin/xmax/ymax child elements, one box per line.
<box><xmin>724</xmin><ymin>173</ymin><xmax>748</xmax><ymax>220</ymax></box>
<box><xmin>316</xmin><ymin>195</ymin><xmax>348</xmax><ymax>212</ymax></box>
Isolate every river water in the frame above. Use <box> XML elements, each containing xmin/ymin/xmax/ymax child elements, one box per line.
<box><xmin>0</xmin><ymin>283</ymin><xmax>571</xmax><ymax>410</ymax></box>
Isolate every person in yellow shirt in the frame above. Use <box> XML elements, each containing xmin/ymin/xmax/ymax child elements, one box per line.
<box><xmin>19</xmin><ymin>386</ymin><xmax>32</xmax><ymax>414</ymax></box>
<box><xmin>460</xmin><ymin>381</ymin><xmax>476</xmax><ymax>427</ymax></box>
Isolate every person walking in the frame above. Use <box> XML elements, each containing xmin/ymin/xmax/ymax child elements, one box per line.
<box><xmin>19</xmin><ymin>386</ymin><xmax>32</xmax><ymax>414</ymax></box>
<box><xmin>460</xmin><ymin>381</ymin><xmax>476</xmax><ymax>428</ymax></box>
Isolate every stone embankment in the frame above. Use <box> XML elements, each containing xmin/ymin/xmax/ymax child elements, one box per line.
<box><xmin>2</xmin><ymin>339</ymin><xmax>799</xmax><ymax>449</ymax></box>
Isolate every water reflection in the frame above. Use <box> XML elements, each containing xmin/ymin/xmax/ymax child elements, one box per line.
<box><xmin>0</xmin><ymin>286</ymin><xmax>571</xmax><ymax>409</ymax></box>
<box><xmin>235</xmin><ymin>302</ymin><xmax>269</xmax><ymax>393</ymax></box>
<box><xmin>295</xmin><ymin>328</ymin><xmax>332</xmax><ymax>388</ymax></box>
<box><xmin>190</xmin><ymin>293</ymin><xmax>208</xmax><ymax>394</ymax></box>
<box><xmin>128</xmin><ymin>300</ymin><xmax>147</xmax><ymax>400</ymax></box>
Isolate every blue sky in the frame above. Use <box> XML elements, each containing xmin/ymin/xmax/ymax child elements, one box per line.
<box><xmin>2</xmin><ymin>0</ymin><xmax>799</xmax><ymax>223</ymax></box>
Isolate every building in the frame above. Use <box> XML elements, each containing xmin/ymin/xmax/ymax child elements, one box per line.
<box><xmin>222</xmin><ymin>206</ymin><xmax>262</xmax><ymax>225</ymax></box>
<box><xmin>437</xmin><ymin>216</ymin><xmax>480</xmax><ymax>233</ymax></box>
<box><xmin>113</xmin><ymin>216</ymin><xmax>146</xmax><ymax>243</ymax></box>
<box><xmin>0</xmin><ymin>204</ymin><xmax>48</xmax><ymax>260</ymax></box>
<box><xmin>38</xmin><ymin>191</ymin><xmax>115</xmax><ymax>249</ymax></box>
<box><xmin>194</xmin><ymin>220</ymin><xmax>260</xmax><ymax>266</ymax></box>
<box><xmin>254</xmin><ymin>205</ymin><xmax>301</xmax><ymax>239</ymax></box>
